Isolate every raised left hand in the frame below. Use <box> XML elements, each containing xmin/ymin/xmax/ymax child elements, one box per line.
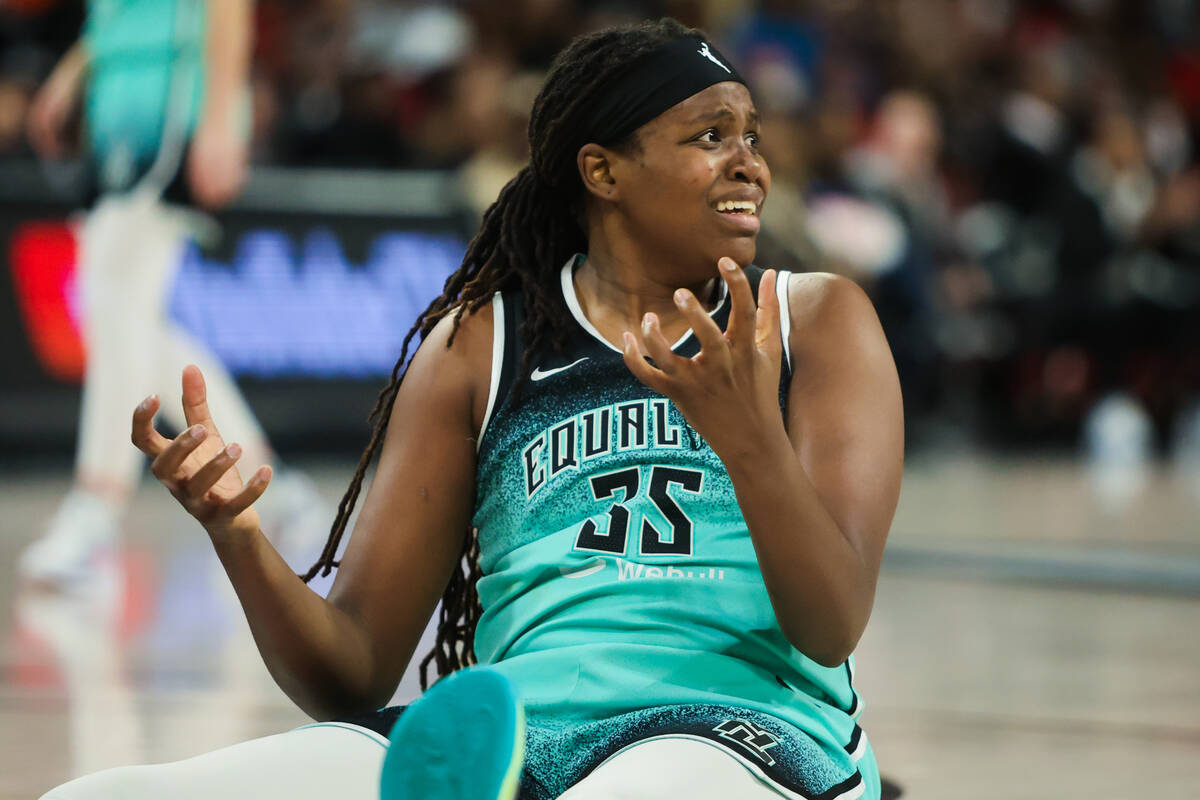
<box><xmin>622</xmin><ymin>257</ymin><xmax>783</xmax><ymax>462</ymax></box>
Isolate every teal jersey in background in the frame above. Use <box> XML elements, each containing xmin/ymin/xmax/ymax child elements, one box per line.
<box><xmin>472</xmin><ymin>256</ymin><xmax>878</xmax><ymax>798</ymax></box>
<box><xmin>84</xmin><ymin>0</ymin><xmax>205</xmax><ymax>184</ymax></box>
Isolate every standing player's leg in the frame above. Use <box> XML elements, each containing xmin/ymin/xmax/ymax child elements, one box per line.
<box><xmin>19</xmin><ymin>192</ymin><xmax>179</xmax><ymax>582</ymax></box>
<box><xmin>146</xmin><ymin>204</ymin><xmax>330</xmax><ymax>570</ymax></box>
<box><xmin>20</xmin><ymin>190</ymin><xmax>321</xmax><ymax>582</ymax></box>
<box><xmin>75</xmin><ymin>193</ymin><xmax>192</xmax><ymax>497</ymax></box>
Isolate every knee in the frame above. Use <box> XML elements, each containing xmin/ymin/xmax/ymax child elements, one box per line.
<box><xmin>561</xmin><ymin>739</ymin><xmax>767</xmax><ymax>800</ymax></box>
<box><xmin>561</xmin><ymin>753</ymin><xmax>691</xmax><ymax>799</ymax></box>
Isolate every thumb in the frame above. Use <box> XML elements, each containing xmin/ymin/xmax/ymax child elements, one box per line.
<box><xmin>180</xmin><ymin>364</ymin><xmax>224</xmax><ymax>439</ymax></box>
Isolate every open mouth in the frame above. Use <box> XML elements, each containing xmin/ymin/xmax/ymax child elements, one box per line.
<box><xmin>712</xmin><ymin>199</ymin><xmax>761</xmax><ymax>233</ymax></box>
<box><xmin>713</xmin><ymin>200</ymin><xmax>758</xmax><ymax>215</ymax></box>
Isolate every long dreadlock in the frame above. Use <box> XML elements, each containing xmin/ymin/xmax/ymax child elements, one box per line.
<box><xmin>300</xmin><ymin>18</ymin><xmax>699</xmax><ymax>690</ymax></box>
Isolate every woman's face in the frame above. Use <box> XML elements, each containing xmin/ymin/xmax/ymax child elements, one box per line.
<box><xmin>604</xmin><ymin>81</ymin><xmax>771</xmax><ymax>278</ymax></box>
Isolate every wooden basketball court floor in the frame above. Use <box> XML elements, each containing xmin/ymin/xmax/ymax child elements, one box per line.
<box><xmin>2</xmin><ymin>454</ymin><xmax>1198</xmax><ymax>798</ymax></box>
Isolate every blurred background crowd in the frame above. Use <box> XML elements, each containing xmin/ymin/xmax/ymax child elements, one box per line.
<box><xmin>2</xmin><ymin>0</ymin><xmax>1198</xmax><ymax>456</ymax></box>
<box><xmin>3</xmin><ymin>5</ymin><xmax>1198</xmax><ymax>795</ymax></box>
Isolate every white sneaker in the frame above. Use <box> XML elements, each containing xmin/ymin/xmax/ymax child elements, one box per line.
<box><xmin>1084</xmin><ymin>392</ymin><xmax>1154</xmax><ymax>514</ymax></box>
<box><xmin>18</xmin><ymin>489</ymin><xmax>121</xmax><ymax>586</ymax></box>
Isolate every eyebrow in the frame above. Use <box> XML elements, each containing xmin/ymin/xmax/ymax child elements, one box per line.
<box><xmin>685</xmin><ymin>108</ymin><xmax>761</xmax><ymax>127</ymax></box>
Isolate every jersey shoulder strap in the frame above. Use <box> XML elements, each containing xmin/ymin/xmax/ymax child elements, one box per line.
<box><xmin>495</xmin><ymin>287</ymin><xmax>527</xmax><ymax>414</ymax></box>
<box><xmin>744</xmin><ymin>265</ymin><xmax>796</xmax><ymax>397</ymax></box>
<box><xmin>744</xmin><ymin>264</ymin><xmax>767</xmax><ymax>300</ymax></box>
<box><xmin>480</xmin><ymin>266</ymin><xmax>791</xmax><ymax>447</ymax></box>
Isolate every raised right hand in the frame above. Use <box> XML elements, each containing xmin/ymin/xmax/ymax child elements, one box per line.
<box><xmin>131</xmin><ymin>364</ymin><xmax>271</xmax><ymax>539</ymax></box>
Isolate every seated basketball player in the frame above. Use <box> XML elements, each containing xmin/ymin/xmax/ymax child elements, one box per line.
<box><xmin>42</xmin><ymin>18</ymin><xmax>902</xmax><ymax>800</ymax></box>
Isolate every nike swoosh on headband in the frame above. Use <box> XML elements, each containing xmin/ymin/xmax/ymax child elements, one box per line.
<box><xmin>531</xmin><ymin>357</ymin><xmax>589</xmax><ymax>381</ymax></box>
<box><xmin>698</xmin><ymin>42</ymin><xmax>731</xmax><ymax>73</ymax></box>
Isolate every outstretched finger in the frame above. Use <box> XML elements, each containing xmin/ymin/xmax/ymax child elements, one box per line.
<box><xmin>622</xmin><ymin>331</ymin><xmax>671</xmax><ymax>394</ymax></box>
<box><xmin>131</xmin><ymin>394</ymin><xmax>172</xmax><ymax>457</ymax></box>
<box><xmin>151</xmin><ymin>424</ymin><xmax>208</xmax><ymax>482</ymax></box>
<box><xmin>222</xmin><ymin>465</ymin><xmax>273</xmax><ymax>518</ymax></box>
<box><xmin>180</xmin><ymin>365</ymin><xmax>223</xmax><ymax>439</ymax></box>
<box><xmin>638</xmin><ymin>312</ymin><xmax>685</xmax><ymax>375</ymax></box>
<box><xmin>184</xmin><ymin>442</ymin><xmax>243</xmax><ymax>500</ymax></box>
<box><xmin>719</xmin><ymin>258</ymin><xmax>757</xmax><ymax>357</ymax></box>
<box><xmin>755</xmin><ymin>269</ymin><xmax>783</xmax><ymax>358</ymax></box>
<box><xmin>674</xmin><ymin>289</ymin><xmax>728</xmax><ymax>364</ymax></box>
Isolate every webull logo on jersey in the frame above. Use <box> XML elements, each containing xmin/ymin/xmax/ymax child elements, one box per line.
<box><xmin>522</xmin><ymin>398</ymin><xmax>699</xmax><ymax>498</ymax></box>
<box><xmin>559</xmin><ymin>557</ymin><xmax>726</xmax><ymax>582</ymax></box>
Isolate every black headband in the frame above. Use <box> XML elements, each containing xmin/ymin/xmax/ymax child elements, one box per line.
<box><xmin>571</xmin><ymin>34</ymin><xmax>747</xmax><ymax>151</ymax></box>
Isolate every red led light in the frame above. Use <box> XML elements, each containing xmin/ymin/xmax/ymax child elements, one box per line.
<box><xmin>9</xmin><ymin>221</ymin><xmax>86</xmax><ymax>383</ymax></box>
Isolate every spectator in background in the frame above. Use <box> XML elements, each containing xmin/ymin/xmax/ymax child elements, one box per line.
<box><xmin>728</xmin><ymin>0</ymin><xmax>825</xmax><ymax>274</ymax></box>
<box><xmin>3</xmin><ymin>0</ymin><xmax>1198</xmax><ymax>458</ymax></box>
<box><xmin>456</xmin><ymin>66</ymin><xmax>541</xmax><ymax>217</ymax></box>
<box><xmin>839</xmin><ymin>91</ymin><xmax>956</xmax><ymax>427</ymax></box>
<box><xmin>0</xmin><ymin>76</ymin><xmax>30</xmax><ymax>152</ymax></box>
<box><xmin>19</xmin><ymin>0</ymin><xmax>323</xmax><ymax>585</ymax></box>
<box><xmin>0</xmin><ymin>0</ymin><xmax>80</xmax><ymax>156</ymax></box>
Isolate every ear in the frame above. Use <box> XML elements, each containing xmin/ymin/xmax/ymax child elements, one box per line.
<box><xmin>577</xmin><ymin>143</ymin><xmax>620</xmax><ymax>202</ymax></box>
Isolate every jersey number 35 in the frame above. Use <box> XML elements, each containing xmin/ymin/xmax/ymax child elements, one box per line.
<box><xmin>574</xmin><ymin>466</ymin><xmax>704</xmax><ymax>557</ymax></box>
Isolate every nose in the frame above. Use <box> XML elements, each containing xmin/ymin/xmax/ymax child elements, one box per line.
<box><xmin>727</xmin><ymin>139</ymin><xmax>764</xmax><ymax>184</ymax></box>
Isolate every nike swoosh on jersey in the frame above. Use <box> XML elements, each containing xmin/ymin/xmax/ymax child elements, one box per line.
<box><xmin>531</xmin><ymin>357</ymin><xmax>589</xmax><ymax>381</ymax></box>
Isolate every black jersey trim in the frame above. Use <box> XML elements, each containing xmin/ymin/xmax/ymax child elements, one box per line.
<box><xmin>560</xmin><ymin>254</ymin><xmax>730</xmax><ymax>354</ymax></box>
<box><xmin>475</xmin><ymin>287</ymin><xmax>527</xmax><ymax>454</ymax></box>
<box><xmin>815</xmin><ymin>770</ymin><xmax>866</xmax><ymax>800</ymax></box>
<box><xmin>843</xmin><ymin>662</ymin><xmax>862</xmax><ymax>721</ymax></box>
<box><xmin>342</xmin><ymin>705</ymin><xmax>867</xmax><ymax>800</ymax></box>
<box><xmin>844</xmin><ymin>724</ymin><xmax>865</xmax><ymax>762</ymax></box>
<box><xmin>481</xmin><ymin>260</ymin><xmax>793</xmax><ymax>447</ymax></box>
<box><xmin>476</xmin><ymin>292</ymin><xmax>505</xmax><ymax>451</ymax></box>
<box><xmin>742</xmin><ymin>264</ymin><xmax>765</xmax><ymax>297</ymax></box>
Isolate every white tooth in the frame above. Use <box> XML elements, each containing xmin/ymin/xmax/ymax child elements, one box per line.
<box><xmin>715</xmin><ymin>200</ymin><xmax>758</xmax><ymax>214</ymax></box>
<box><xmin>717</xmin><ymin>200</ymin><xmax>754</xmax><ymax>213</ymax></box>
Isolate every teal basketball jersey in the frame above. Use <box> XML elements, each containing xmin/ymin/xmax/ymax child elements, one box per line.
<box><xmin>472</xmin><ymin>255</ymin><xmax>876</xmax><ymax>797</ymax></box>
<box><xmin>84</xmin><ymin>0</ymin><xmax>205</xmax><ymax>181</ymax></box>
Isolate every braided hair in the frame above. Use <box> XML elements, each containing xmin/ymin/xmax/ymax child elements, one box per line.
<box><xmin>301</xmin><ymin>18</ymin><xmax>698</xmax><ymax>690</ymax></box>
